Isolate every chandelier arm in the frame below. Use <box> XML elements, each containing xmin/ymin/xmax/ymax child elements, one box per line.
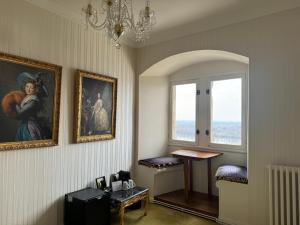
<box><xmin>122</xmin><ymin>19</ymin><xmax>133</xmax><ymax>29</ymax></box>
<box><xmin>129</xmin><ymin>0</ymin><xmax>135</xmax><ymax>28</ymax></box>
<box><xmin>87</xmin><ymin>16</ymin><xmax>107</xmax><ymax>30</ymax></box>
<box><xmin>118</xmin><ymin>0</ymin><xmax>121</xmax><ymax>23</ymax></box>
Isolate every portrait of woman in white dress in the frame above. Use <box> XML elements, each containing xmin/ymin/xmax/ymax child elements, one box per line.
<box><xmin>91</xmin><ymin>92</ymin><xmax>109</xmax><ymax>132</ymax></box>
<box><xmin>74</xmin><ymin>70</ymin><xmax>117</xmax><ymax>143</ymax></box>
<box><xmin>78</xmin><ymin>74</ymin><xmax>116</xmax><ymax>138</ymax></box>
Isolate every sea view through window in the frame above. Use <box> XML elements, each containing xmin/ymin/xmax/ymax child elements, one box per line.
<box><xmin>172</xmin><ymin>76</ymin><xmax>244</xmax><ymax>147</ymax></box>
<box><xmin>175</xmin><ymin>120</ymin><xmax>241</xmax><ymax>145</ymax></box>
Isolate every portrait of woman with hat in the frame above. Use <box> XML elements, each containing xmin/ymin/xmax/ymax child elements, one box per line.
<box><xmin>1</xmin><ymin>71</ymin><xmax>50</xmax><ymax>141</ymax></box>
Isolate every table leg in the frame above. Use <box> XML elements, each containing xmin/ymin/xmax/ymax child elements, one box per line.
<box><xmin>144</xmin><ymin>194</ymin><xmax>149</xmax><ymax>216</ymax></box>
<box><xmin>119</xmin><ymin>204</ymin><xmax>125</xmax><ymax>225</ymax></box>
<box><xmin>183</xmin><ymin>159</ymin><xmax>193</xmax><ymax>201</ymax></box>
<box><xmin>189</xmin><ymin>160</ymin><xmax>193</xmax><ymax>192</ymax></box>
<box><xmin>207</xmin><ymin>158</ymin><xmax>212</xmax><ymax>197</ymax></box>
<box><xmin>183</xmin><ymin>159</ymin><xmax>189</xmax><ymax>201</ymax></box>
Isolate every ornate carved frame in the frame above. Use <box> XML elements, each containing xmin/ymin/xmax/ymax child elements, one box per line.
<box><xmin>0</xmin><ymin>52</ymin><xmax>62</xmax><ymax>151</ymax></box>
<box><xmin>73</xmin><ymin>70</ymin><xmax>117</xmax><ymax>143</ymax></box>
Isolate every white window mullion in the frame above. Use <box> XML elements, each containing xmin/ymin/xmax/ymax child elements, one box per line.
<box><xmin>197</xmin><ymin>80</ymin><xmax>208</xmax><ymax>147</ymax></box>
<box><xmin>196</xmin><ymin>82</ymin><xmax>201</xmax><ymax>145</ymax></box>
<box><xmin>206</xmin><ymin>79</ymin><xmax>213</xmax><ymax>147</ymax></box>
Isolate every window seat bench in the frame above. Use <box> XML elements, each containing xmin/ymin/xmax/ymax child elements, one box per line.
<box><xmin>138</xmin><ymin>156</ymin><xmax>183</xmax><ymax>169</ymax></box>
<box><xmin>215</xmin><ymin>165</ymin><xmax>249</xmax><ymax>225</ymax></box>
<box><xmin>136</xmin><ymin>156</ymin><xmax>184</xmax><ymax>199</ymax></box>
<box><xmin>215</xmin><ymin>164</ymin><xmax>248</xmax><ymax>184</ymax></box>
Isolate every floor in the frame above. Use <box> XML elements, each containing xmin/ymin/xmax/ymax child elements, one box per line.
<box><xmin>154</xmin><ymin>190</ymin><xmax>219</xmax><ymax>219</ymax></box>
<box><xmin>111</xmin><ymin>203</ymin><xmax>217</xmax><ymax>225</ymax></box>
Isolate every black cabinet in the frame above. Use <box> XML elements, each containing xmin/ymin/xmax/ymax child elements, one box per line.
<box><xmin>65</xmin><ymin>188</ymin><xmax>111</xmax><ymax>225</ymax></box>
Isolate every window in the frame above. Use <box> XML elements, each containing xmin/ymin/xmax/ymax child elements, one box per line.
<box><xmin>210</xmin><ymin>78</ymin><xmax>242</xmax><ymax>146</ymax></box>
<box><xmin>170</xmin><ymin>74</ymin><xmax>247</xmax><ymax>151</ymax></box>
<box><xmin>171</xmin><ymin>83</ymin><xmax>197</xmax><ymax>142</ymax></box>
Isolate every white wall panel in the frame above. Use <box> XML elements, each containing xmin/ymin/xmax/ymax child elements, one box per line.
<box><xmin>0</xmin><ymin>1</ymin><xmax>136</xmax><ymax>225</ymax></box>
<box><xmin>138</xmin><ymin>76</ymin><xmax>169</xmax><ymax>160</ymax></box>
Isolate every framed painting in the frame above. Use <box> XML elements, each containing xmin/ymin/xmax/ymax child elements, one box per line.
<box><xmin>95</xmin><ymin>176</ymin><xmax>107</xmax><ymax>190</ymax></box>
<box><xmin>73</xmin><ymin>70</ymin><xmax>117</xmax><ymax>143</ymax></box>
<box><xmin>0</xmin><ymin>52</ymin><xmax>62</xmax><ymax>150</ymax></box>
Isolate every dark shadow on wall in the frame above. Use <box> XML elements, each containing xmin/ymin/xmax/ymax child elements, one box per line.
<box><xmin>35</xmin><ymin>196</ymin><xmax>64</xmax><ymax>225</ymax></box>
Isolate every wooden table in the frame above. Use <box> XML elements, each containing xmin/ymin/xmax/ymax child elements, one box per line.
<box><xmin>171</xmin><ymin>149</ymin><xmax>222</xmax><ymax>201</ymax></box>
<box><xmin>110</xmin><ymin>186</ymin><xmax>149</xmax><ymax>225</ymax></box>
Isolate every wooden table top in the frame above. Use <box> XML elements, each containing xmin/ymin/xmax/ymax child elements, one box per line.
<box><xmin>171</xmin><ymin>149</ymin><xmax>222</xmax><ymax>160</ymax></box>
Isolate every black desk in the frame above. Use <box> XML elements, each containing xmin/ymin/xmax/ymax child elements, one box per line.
<box><xmin>65</xmin><ymin>188</ymin><xmax>111</xmax><ymax>225</ymax></box>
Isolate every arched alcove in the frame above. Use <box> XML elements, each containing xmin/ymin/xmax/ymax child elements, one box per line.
<box><xmin>140</xmin><ymin>50</ymin><xmax>249</xmax><ymax>78</ymax></box>
<box><xmin>137</xmin><ymin>50</ymin><xmax>249</xmax><ymax>196</ymax></box>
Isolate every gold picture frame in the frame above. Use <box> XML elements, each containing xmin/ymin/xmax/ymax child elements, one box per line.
<box><xmin>0</xmin><ymin>52</ymin><xmax>62</xmax><ymax>151</ymax></box>
<box><xmin>73</xmin><ymin>70</ymin><xmax>117</xmax><ymax>143</ymax></box>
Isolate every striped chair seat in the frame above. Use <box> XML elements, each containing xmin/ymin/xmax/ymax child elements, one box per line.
<box><xmin>138</xmin><ymin>156</ymin><xmax>183</xmax><ymax>169</ymax></box>
<box><xmin>215</xmin><ymin>165</ymin><xmax>248</xmax><ymax>184</ymax></box>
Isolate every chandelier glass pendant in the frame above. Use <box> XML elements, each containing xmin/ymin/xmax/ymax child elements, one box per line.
<box><xmin>83</xmin><ymin>0</ymin><xmax>156</xmax><ymax>48</ymax></box>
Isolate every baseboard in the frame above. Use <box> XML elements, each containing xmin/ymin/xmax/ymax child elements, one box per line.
<box><xmin>153</xmin><ymin>199</ymin><xmax>217</xmax><ymax>221</ymax></box>
<box><xmin>217</xmin><ymin>217</ymin><xmax>249</xmax><ymax>225</ymax></box>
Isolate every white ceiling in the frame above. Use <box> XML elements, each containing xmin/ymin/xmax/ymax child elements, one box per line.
<box><xmin>25</xmin><ymin>0</ymin><xmax>300</xmax><ymax>47</ymax></box>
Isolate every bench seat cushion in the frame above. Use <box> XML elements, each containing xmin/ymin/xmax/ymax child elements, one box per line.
<box><xmin>215</xmin><ymin>165</ymin><xmax>248</xmax><ymax>184</ymax></box>
<box><xmin>138</xmin><ymin>156</ymin><xmax>183</xmax><ymax>169</ymax></box>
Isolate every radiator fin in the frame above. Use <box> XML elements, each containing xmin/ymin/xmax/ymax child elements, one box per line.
<box><xmin>268</xmin><ymin>165</ymin><xmax>300</xmax><ymax>225</ymax></box>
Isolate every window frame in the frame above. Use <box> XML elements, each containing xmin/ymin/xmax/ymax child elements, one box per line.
<box><xmin>207</xmin><ymin>73</ymin><xmax>247</xmax><ymax>151</ymax></box>
<box><xmin>168</xmin><ymin>79</ymin><xmax>199</xmax><ymax>146</ymax></box>
<box><xmin>169</xmin><ymin>73</ymin><xmax>248</xmax><ymax>153</ymax></box>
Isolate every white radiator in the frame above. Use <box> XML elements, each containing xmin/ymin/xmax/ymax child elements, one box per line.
<box><xmin>268</xmin><ymin>165</ymin><xmax>300</xmax><ymax>225</ymax></box>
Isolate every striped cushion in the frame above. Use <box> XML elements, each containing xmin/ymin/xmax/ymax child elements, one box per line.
<box><xmin>215</xmin><ymin>165</ymin><xmax>248</xmax><ymax>184</ymax></box>
<box><xmin>138</xmin><ymin>156</ymin><xmax>183</xmax><ymax>169</ymax></box>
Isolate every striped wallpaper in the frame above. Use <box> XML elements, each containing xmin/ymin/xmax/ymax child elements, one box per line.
<box><xmin>0</xmin><ymin>1</ymin><xmax>136</xmax><ymax>225</ymax></box>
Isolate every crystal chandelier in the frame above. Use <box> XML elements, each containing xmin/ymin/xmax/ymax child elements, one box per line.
<box><xmin>83</xmin><ymin>0</ymin><xmax>156</xmax><ymax>48</ymax></box>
